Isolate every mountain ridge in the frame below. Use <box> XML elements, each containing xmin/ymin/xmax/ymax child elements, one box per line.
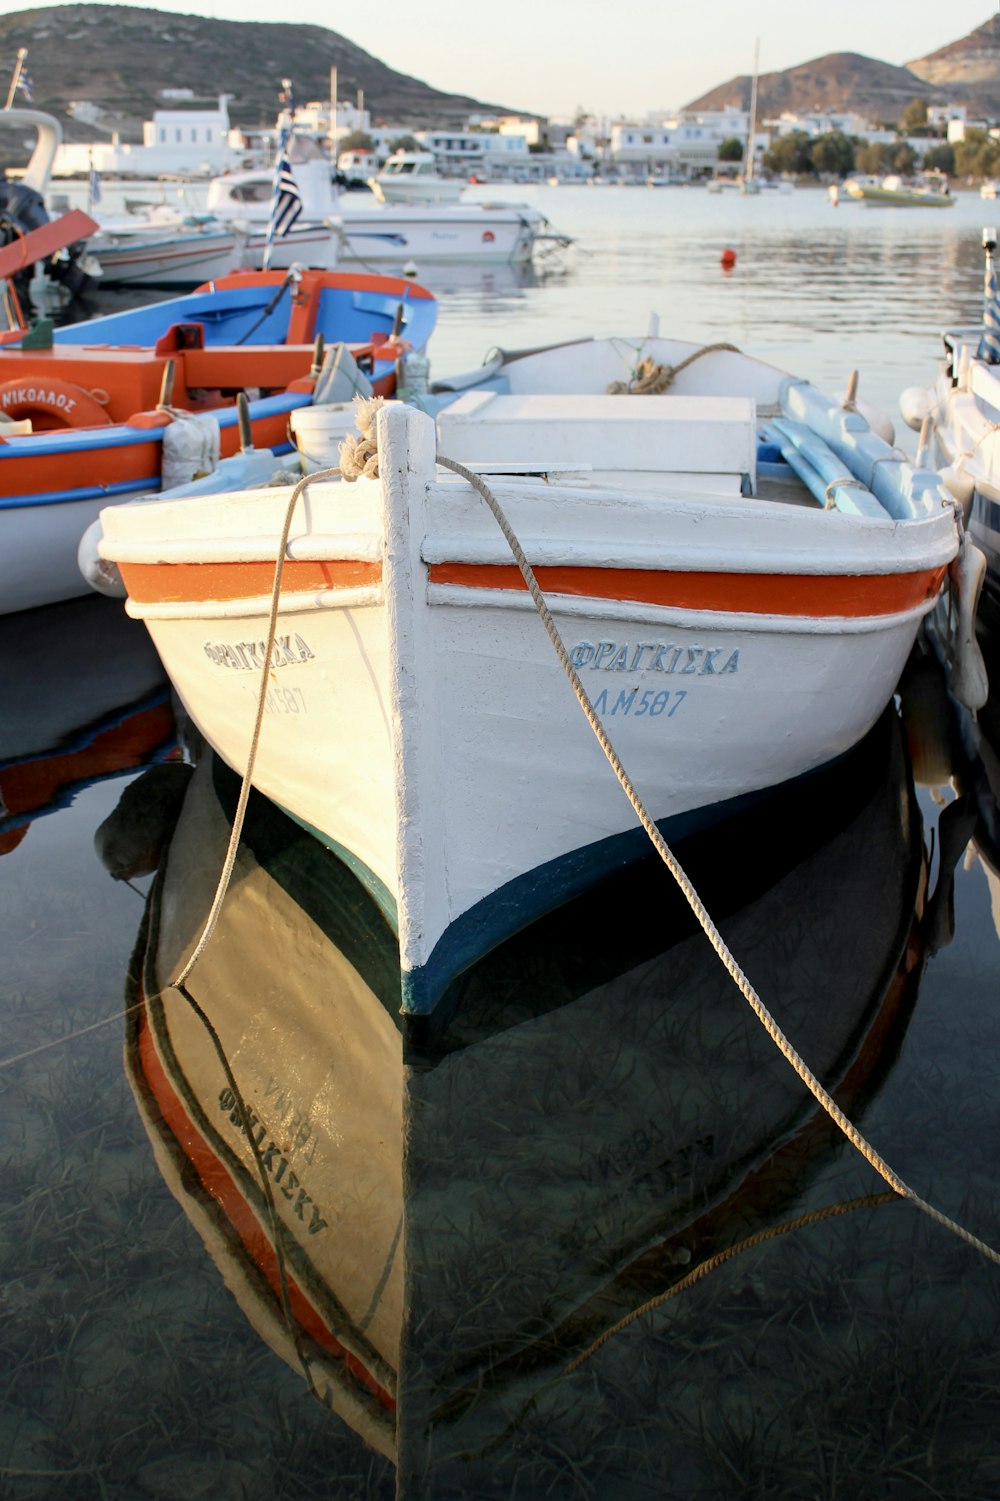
<box><xmin>0</xmin><ymin>3</ymin><xmax>530</xmax><ymax>140</ymax></box>
<box><xmin>684</xmin><ymin>17</ymin><xmax>1000</xmax><ymax>124</ymax></box>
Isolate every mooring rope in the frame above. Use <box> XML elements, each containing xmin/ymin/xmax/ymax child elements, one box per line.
<box><xmin>169</xmin><ymin>461</ymin><xmax>344</xmax><ymax>991</ymax></box>
<box><xmin>607</xmin><ymin>342</ymin><xmax>740</xmax><ymax>395</ymax></box>
<box><xmin>434</xmin><ymin>452</ymin><xmax>1000</xmax><ymax>1271</ymax></box>
<box><xmin>451</xmin><ymin>1190</ymin><xmax>899</xmax><ymax>1461</ymax></box>
<box><xmin>562</xmin><ymin>1191</ymin><xmax>898</xmax><ymax>1375</ymax></box>
<box><xmin>170</xmin><ymin>401</ymin><xmax>999</xmax><ymax>1273</ymax></box>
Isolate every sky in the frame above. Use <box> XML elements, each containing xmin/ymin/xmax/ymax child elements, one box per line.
<box><xmin>2</xmin><ymin>0</ymin><xmax>999</xmax><ymax>118</ymax></box>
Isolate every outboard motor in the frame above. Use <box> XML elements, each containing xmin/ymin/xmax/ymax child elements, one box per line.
<box><xmin>0</xmin><ymin>178</ymin><xmax>96</xmax><ymax>305</ymax></box>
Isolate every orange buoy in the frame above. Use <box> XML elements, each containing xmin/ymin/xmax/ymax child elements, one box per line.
<box><xmin>720</xmin><ymin>247</ymin><xmax>737</xmax><ymax>270</ymax></box>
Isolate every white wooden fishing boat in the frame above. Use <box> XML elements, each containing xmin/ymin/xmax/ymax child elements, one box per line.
<box><xmin>88</xmin><ymin>211</ymin><xmax>241</xmax><ymax>287</ymax></box>
<box><xmin>898</xmin><ymin>234</ymin><xmax>1000</xmax><ymax>640</ymax></box>
<box><xmin>99</xmin><ymin>334</ymin><xmax>969</xmax><ymax>1024</ymax></box>
<box><xmin>0</xmin><ymin>268</ymin><xmax>436</xmax><ymax>615</ymax></box>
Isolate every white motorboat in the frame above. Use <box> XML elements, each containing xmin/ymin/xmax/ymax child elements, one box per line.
<box><xmin>369</xmin><ymin>150</ymin><xmax>466</xmax><ymax>205</ymax></box>
<box><xmin>99</xmin><ymin>334</ymin><xmax>968</xmax><ymax>1025</ymax></box>
<box><xmin>206</xmin><ymin>153</ymin><xmax>558</xmax><ymax>266</ymax></box>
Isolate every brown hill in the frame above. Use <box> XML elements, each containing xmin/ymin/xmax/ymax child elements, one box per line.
<box><xmin>907</xmin><ymin>14</ymin><xmax>1000</xmax><ymax>85</ymax></box>
<box><xmin>684</xmin><ymin>51</ymin><xmax>942</xmax><ymax>124</ymax></box>
<box><xmin>906</xmin><ymin>14</ymin><xmax>1000</xmax><ymax>114</ymax></box>
<box><xmin>0</xmin><ymin>3</ymin><xmax>528</xmax><ymax>139</ymax></box>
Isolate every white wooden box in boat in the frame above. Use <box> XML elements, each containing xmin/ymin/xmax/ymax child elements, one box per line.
<box><xmin>437</xmin><ymin>392</ymin><xmax>758</xmax><ymax>490</ymax></box>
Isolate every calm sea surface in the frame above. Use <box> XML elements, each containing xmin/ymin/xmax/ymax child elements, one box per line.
<box><xmin>1</xmin><ymin>185</ymin><xmax>999</xmax><ymax>1500</ymax></box>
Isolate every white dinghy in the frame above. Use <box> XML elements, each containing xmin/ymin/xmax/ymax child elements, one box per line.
<box><xmin>98</xmin><ymin>335</ymin><xmax>967</xmax><ymax>1027</ymax></box>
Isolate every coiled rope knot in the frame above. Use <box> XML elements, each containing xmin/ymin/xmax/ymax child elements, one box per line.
<box><xmin>607</xmin><ymin>342</ymin><xmax>741</xmax><ymax>396</ymax></box>
<box><xmin>338</xmin><ymin>395</ymin><xmax>385</xmax><ymax>481</ymax></box>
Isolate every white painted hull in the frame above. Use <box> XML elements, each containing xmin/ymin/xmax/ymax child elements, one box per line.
<box><xmin>243</xmin><ymin>224</ymin><xmax>339</xmax><ymax>271</ymax></box>
<box><xmin>91</xmin><ymin>231</ymin><xmax>239</xmax><ymax>286</ymax></box>
<box><xmin>912</xmin><ymin>336</ymin><xmax>1000</xmax><ymax>613</ymax></box>
<box><xmin>100</xmin><ymin>388</ymin><xmax>960</xmax><ymax>1016</ymax></box>
<box><xmin>2</xmin><ymin>489</ymin><xmax>148</xmax><ymax>615</ymax></box>
<box><xmin>335</xmin><ymin>205</ymin><xmax>542</xmax><ymax>264</ymax></box>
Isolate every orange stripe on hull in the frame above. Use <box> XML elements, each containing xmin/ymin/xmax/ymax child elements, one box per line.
<box><xmin>118</xmin><ymin>557</ymin><xmax>947</xmax><ymax>617</ymax></box>
<box><xmin>120</xmin><ymin>558</ymin><xmax>382</xmax><ymax>604</ymax></box>
<box><xmin>427</xmin><ymin>563</ymin><xmax>948</xmax><ymax>617</ymax></box>
<box><xmin>0</xmin><ymin>438</ymin><xmax>163</xmax><ymax>497</ymax></box>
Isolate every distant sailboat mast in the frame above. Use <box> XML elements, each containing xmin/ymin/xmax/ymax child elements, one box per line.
<box><xmin>745</xmin><ymin>38</ymin><xmax>760</xmax><ymax>184</ymax></box>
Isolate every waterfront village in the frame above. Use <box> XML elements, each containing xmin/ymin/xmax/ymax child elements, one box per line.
<box><xmin>49</xmin><ymin>85</ymin><xmax>1000</xmax><ymax>186</ymax></box>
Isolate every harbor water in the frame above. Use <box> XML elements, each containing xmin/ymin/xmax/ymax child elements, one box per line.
<box><xmin>2</xmin><ymin>185</ymin><xmax>1000</xmax><ymax>1500</ymax></box>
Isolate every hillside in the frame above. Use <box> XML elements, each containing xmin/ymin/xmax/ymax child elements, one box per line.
<box><xmin>0</xmin><ymin>4</ymin><xmax>527</xmax><ymax>139</ymax></box>
<box><xmin>906</xmin><ymin>13</ymin><xmax>1000</xmax><ymax>114</ymax></box>
<box><xmin>684</xmin><ymin>15</ymin><xmax>1000</xmax><ymax>124</ymax></box>
<box><xmin>684</xmin><ymin>51</ymin><xmax>942</xmax><ymax>123</ymax></box>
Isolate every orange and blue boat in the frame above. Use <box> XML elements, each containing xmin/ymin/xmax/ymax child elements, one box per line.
<box><xmin>0</xmin><ymin>266</ymin><xmax>436</xmax><ymax>614</ymax></box>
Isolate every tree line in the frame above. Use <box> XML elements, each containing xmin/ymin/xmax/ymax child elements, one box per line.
<box><xmin>755</xmin><ymin>127</ymin><xmax>1000</xmax><ymax>180</ymax></box>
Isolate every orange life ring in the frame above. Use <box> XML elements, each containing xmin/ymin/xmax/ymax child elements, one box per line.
<box><xmin>0</xmin><ymin>377</ymin><xmax>113</xmax><ymax>430</ymax></box>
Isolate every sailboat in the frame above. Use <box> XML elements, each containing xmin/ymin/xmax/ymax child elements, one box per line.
<box><xmin>740</xmin><ymin>40</ymin><xmax>762</xmax><ymax>195</ymax></box>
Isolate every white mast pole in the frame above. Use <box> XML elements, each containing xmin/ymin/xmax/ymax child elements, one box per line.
<box><xmin>746</xmin><ymin>38</ymin><xmax>759</xmax><ymax>182</ymax></box>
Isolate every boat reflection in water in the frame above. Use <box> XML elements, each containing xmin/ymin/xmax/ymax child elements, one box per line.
<box><xmin>110</xmin><ymin>702</ymin><xmax>937</xmax><ymax>1492</ymax></box>
<box><xmin>903</xmin><ymin>622</ymin><xmax>1000</xmax><ymax>946</ymax></box>
<box><xmin>0</xmin><ymin>595</ymin><xmax>173</xmax><ymax>860</ymax></box>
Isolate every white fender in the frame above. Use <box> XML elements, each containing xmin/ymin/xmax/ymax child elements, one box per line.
<box><xmin>948</xmin><ymin>532</ymin><xmax>989</xmax><ymax>711</ymax></box>
<box><xmin>899</xmin><ymin>385</ymin><xmax>933</xmax><ymax>433</ymax></box>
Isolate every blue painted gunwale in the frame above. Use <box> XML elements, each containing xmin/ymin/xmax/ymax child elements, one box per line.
<box><xmin>0</xmin><ymin>393</ymin><xmax>300</xmax><ymax>509</ymax></box>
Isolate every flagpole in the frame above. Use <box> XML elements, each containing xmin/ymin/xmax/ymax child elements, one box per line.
<box><xmin>263</xmin><ymin>122</ymin><xmax>303</xmax><ymax>273</ymax></box>
<box><xmin>263</xmin><ymin>124</ymin><xmax>288</xmax><ymax>273</ymax></box>
<box><xmin>4</xmin><ymin>48</ymin><xmax>28</xmax><ymax>111</ymax></box>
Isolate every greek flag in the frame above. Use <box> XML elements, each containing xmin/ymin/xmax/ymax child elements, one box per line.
<box><xmin>89</xmin><ymin>166</ymin><xmax>101</xmax><ymax>206</ymax></box>
<box><xmin>262</xmin><ymin>144</ymin><xmax>303</xmax><ymax>270</ymax></box>
<box><xmin>16</xmin><ymin>69</ymin><xmax>33</xmax><ymax>102</ymax></box>
<box><xmin>979</xmin><ymin>247</ymin><xmax>1000</xmax><ymax>364</ymax></box>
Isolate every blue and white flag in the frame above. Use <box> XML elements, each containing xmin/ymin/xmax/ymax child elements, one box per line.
<box><xmin>262</xmin><ymin>140</ymin><xmax>303</xmax><ymax>270</ymax></box>
<box><xmin>979</xmin><ymin>248</ymin><xmax>1000</xmax><ymax>364</ymax></box>
<box><xmin>16</xmin><ymin>68</ymin><xmax>33</xmax><ymax>102</ymax></box>
<box><xmin>89</xmin><ymin>165</ymin><xmax>102</xmax><ymax>206</ymax></box>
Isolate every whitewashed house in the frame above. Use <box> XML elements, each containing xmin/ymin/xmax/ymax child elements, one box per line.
<box><xmin>54</xmin><ymin>95</ymin><xmax>236</xmax><ymax>177</ymax></box>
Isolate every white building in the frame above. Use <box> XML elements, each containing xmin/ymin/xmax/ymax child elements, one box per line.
<box><xmin>608</xmin><ymin>111</ymin><xmax>766</xmax><ymax>178</ymax></box>
<box><xmin>929</xmin><ymin>105</ymin><xmax>967</xmax><ymax>128</ymax></box>
<box><xmin>54</xmin><ymin>95</ymin><xmax>235</xmax><ymax>177</ymax></box>
<box><xmin>415</xmin><ymin>128</ymin><xmax>530</xmax><ymax>176</ymax></box>
<box><xmin>290</xmin><ymin>98</ymin><xmax>371</xmax><ymax>143</ymax></box>
<box><xmin>767</xmin><ymin>109</ymin><xmax>895</xmax><ymax>146</ymax></box>
<box><xmin>947</xmin><ymin>116</ymin><xmax>990</xmax><ymax>144</ymax></box>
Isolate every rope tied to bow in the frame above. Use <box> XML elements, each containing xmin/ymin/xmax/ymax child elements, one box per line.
<box><xmin>607</xmin><ymin>342</ymin><xmax>741</xmax><ymax>395</ymax></box>
<box><xmin>338</xmin><ymin>395</ymin><xmax>385</xmax><ymax>481</ymax></box>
